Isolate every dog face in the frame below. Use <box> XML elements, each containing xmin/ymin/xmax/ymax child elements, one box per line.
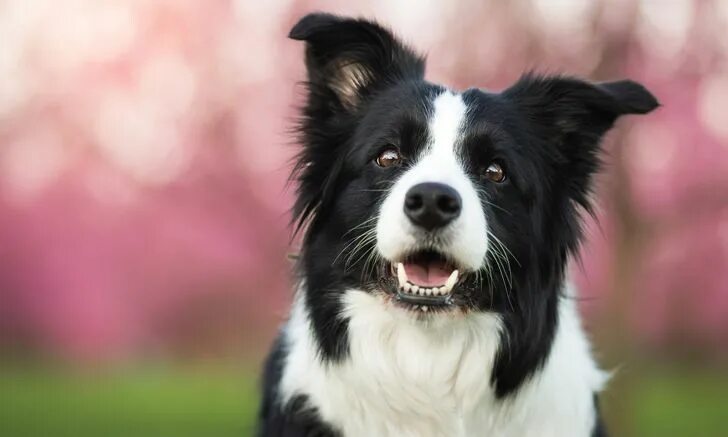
<box><xmin>289</xmin><ymin>14</ymin><xmax>657</xmax><ymax>323</ymax></box>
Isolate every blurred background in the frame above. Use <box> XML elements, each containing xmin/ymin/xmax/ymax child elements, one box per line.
<box><xmin>0</xmin><ymin>0</ymin><xmax>726</xmax><ymax>436</ymax></box>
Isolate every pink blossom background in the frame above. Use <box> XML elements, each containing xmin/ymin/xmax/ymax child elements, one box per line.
<box><xmin>0</xmin><ymin>0</ymin><xmax>727</xmax><ymax>368</ymax></box>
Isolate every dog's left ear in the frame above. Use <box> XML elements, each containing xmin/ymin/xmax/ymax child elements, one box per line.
<box><xmin>504</xmin><ymin>74</ymin><xmax>658</xmax><ymax>141</ymax></box>
<box><xmin>289</xmin><ymin>13</ymin><xmax>425</xmax><ymax>111</ymax></box>
<box><xmin>504</xmin><ymin>75</ymin><xmax>658</xmax><ymax>206</ymax></box>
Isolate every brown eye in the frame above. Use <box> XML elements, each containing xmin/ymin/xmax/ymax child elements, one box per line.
<box><xmin>375</xmin><ymin>148</ymin><xmax>402</xmax><ymax>168</ymax></box>
<box><xmin>483</xmin><ymin>162</ymin><xmax>506</xmax><ymax>183</ymax></box>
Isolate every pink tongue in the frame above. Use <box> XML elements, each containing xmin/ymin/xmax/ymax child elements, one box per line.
<box><xmin>403</xmin><ymin>261</ymin><xmax>452</xmax><ymax>287</ymax></box>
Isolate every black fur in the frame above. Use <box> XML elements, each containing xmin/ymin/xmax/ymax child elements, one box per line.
<box><xmin>592</xmin><ymin>394</ymin><xmax>608</xmax><ymax>437</ymax></box>
<box><xmin>258</xmin><ymin>12</ymin><xmax>657</xmax><ymax>436</ymax></box>
<box><xmin>288</xmin><ymin>13</ymin><xmax>429</xmax><ymax>363</ymax></box>
<box><xmin>258</xmin><ymin>336</ymin><xmax>340</xmax><ymax>436</ymax></box>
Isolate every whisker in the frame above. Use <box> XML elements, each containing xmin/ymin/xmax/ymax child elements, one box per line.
<box><xmin>343</xmin><ymin>231</ymin><xmax>378</xmax><ymax>272</ymax></box>
<box><xmin>483</xmin><ymin>199</ymin><xmax>513</xmax><ymax>217</ymax></box>
<box><xmin>342</xmin><ymin>216</ymin><xmax>378</xmax><ymax>238</ymax></box>
<box><xmin>361</xmin><ymin>246</ymin><xmax>382</xmax><ymax>281</ymax></box>
<box><xmin>335</xmin><ymin>227</ymin><xmax>377</xmax><ymax>266</ymax></box>
<box><xmin>373</xmin><ymin>179</ymin><xmax>397</xmax><ymax>187</ymax></box>
<box><xmin>487</xmin><ymin>231</ymin><xmax>520</xmax><ymax>267</ymax></box>
<box><xmin>474</xmin><ymin>187</ymin><xmax>513</xmax><ymax>218</ymax></box>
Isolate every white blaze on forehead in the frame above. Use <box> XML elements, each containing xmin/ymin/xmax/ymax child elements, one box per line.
<box><xmin>425</xmin><ymin>91</ymin><xmax>468</xmax><ymax>163</ymax></box>
<box><xmin>375</xmin><ymin>89</ymin><xmax>489</xmax><ymax>271</ymax></box>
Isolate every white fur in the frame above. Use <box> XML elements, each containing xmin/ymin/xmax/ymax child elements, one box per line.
<box><xmin>376</xmin><ymin>91</ymin><xmax>488</xmax><ymax>271</ymax></box>
<box><xmin>279</xmin><ymin>284</ymin><xmax>607</xmax><ymax>437</ymax></box>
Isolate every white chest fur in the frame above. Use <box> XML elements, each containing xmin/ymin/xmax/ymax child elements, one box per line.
<box><xmin>279</xmin><ymin>288</ymin><xmax>606</xmax><ymax>437</ymax></box>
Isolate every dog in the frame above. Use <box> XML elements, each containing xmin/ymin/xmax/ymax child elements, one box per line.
<box><xmin>257</xmin><ymin>13</ymin><xmax>658</xmax><ymax>437</ymax></box>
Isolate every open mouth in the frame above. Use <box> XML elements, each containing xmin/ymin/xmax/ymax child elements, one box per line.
<box><xmin>387</xmin><ymin>250</ymin><xmax>464</xmax><ymax>311</ymax></box>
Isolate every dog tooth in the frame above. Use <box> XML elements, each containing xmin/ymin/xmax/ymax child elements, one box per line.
<box><xmin>431</xmin><ymin>287</ymin><xmax>440</xmax><ymax>296</ymax></box>
<box><xmin>397</xmin><ymin>263</ymin><xmax>407</xmax><ymax>288</ymax></box>
<box><xmin>403</xmin><ymin>282</ymin><xmax>411</xmax><ymax>293</ymax></box>
<box><xmin>410</xmin><ymin>284</ymin><xmax>419</xmax><ymax>294</ymax></box>
<box><xmin>421</xmin><ymin>306</ymin><xmax>428</xmax><ymax>312</ymax></box>
<box><xmin>425</xmin><ymin>288</ymin><xmax>432</xmax><ymax>296</ymax></box>
<box><xmin>445</xmin><ymin>270</ymin><xmax>459</xmax><ymax>291</ymax></box>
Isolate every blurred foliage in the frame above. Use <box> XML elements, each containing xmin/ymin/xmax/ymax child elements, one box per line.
<box><xmin>1</xmin><ymin>0</ymin><xmax>726</xmax><ymax>366</ymax></box>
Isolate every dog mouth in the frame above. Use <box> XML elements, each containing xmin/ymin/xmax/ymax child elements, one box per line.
<box><xmin>385</xmin><ymin>250</ymin><xmax>466</xmax><ymax>311</ymax></box>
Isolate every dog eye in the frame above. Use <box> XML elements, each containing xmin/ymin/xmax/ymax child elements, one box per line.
<box><xmin>375</xmin><ymin>148</ymin><xmax>402</xmax><ymax>168</ymax></box>
<box><xmin>482</xmin><ymin>162</ymin><xmax>506</xmax><ymax>183</ymax></box>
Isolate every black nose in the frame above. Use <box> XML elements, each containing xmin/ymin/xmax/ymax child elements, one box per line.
<box><xmin>404</xmin><ymin>182</ymin><xmax>462</xmax><ymax>231</ymax></box>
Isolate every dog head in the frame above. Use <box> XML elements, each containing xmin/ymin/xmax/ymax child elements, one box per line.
<box><xmin>288</xmin><ymin>14</ymin><xmax>657</xmax><ymax>372</ymax></box>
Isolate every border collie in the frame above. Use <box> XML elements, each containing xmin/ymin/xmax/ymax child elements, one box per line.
<box><xmin>258</xmin><ymin>13</ymin><xmax>658</xmax><ymax>437</ymax></box>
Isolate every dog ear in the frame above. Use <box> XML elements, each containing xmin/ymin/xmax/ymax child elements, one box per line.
<box><xmin>504</xmin><ymin>74</ymin><xmax>658</xmax><ymax>140</ymax></box>
<box><xmin>288</xmin><ymin>14</ymin><xmax>425</xmax><ymax>237</ymax></box>
<box><xmin>289</xmin><ymin>13</ymin><xmax>425</xmax><ymax>111</ymax></box>
<box><xmin>503</xmin><ymin>74</ymin><xmax>658</xmax><ymax>208</ymax></box>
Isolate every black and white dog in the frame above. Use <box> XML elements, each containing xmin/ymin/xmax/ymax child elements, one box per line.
<box><xmin>258</xmin><ymin>13</ymin><xmax>657</xmax><ymax>437</ymax></box>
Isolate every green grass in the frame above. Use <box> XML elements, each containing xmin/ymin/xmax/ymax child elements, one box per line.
<box><xmin>0</xmin><ymin>366</ymin><xmax>727</xmax><ymax>436</ymax></box>
<box><xmin>0</xmin><ymin>368</ymin><xmax>259</xmax><ymax>437</ymax></box>
<box><xmin>631</xmin><ymin>368</ymin><xmax>728</xmax><ymax>437</ymax></box>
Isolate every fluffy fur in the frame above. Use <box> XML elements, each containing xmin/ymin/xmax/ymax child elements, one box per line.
<box><xmin>257</xmin><ymin>13</ymin><xmax>658</xmax><ymax>437</ymax></box>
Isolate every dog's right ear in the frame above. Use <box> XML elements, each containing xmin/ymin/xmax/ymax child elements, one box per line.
<box><xmin>289</xmin><ymin>13</ymin><xmax>425</xmax><ymax>111</ymax></box>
